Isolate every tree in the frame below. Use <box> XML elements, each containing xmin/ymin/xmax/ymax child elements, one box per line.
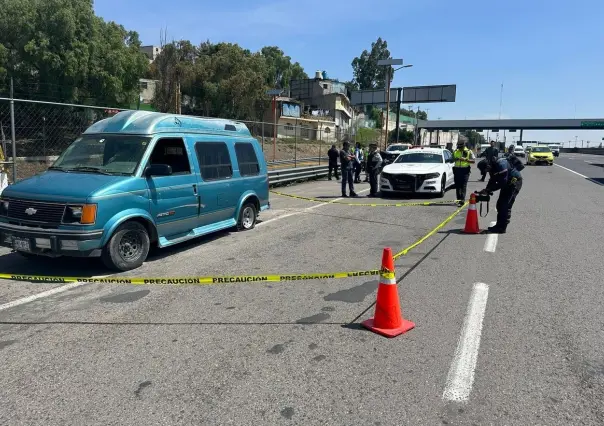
<box><xmin>351</xmin><ymin>37</ymin><xmax>391</xmax><ymax>90</ymax></box>
<box><xmin>400</xmin><ymin>108</ymin><xmax>428</xmax><ymax>120</ymax></box>
<box><xmin>463</xmin><ymin>130</ymin><xmax>485</xmax><ymax>149</ymax></box>
<box><xmin>0</xmin><ymin>0</ymin><xmax>148</xmax><ymax>106</ymax></box>
<box><xmin>260</xmin><ymin>46</ymin><xmax>307</xmax><ymax>89</ymax></box>
<box><xmin>389</xmin><ymin>129</ymin><xmax>414</xmax><ymax>143</ymax></box>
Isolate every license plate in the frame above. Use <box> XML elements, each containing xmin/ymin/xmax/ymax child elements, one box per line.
<box><xmin>13</xmin><ymin>237</ymin><xmax>31</xmax><ymax>252</ymax></box>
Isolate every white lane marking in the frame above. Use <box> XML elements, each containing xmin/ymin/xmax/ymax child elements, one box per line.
<box><xmin>483</xmin><ymin>221</ymin><xmax>498</xmax><ymax>253</ymax></box>
<box><xmin>443</xmin><ymin>282</ymin><xmax>490</xmax><ymax>402</ymax></box>
<box><xmin>0</xmin><ymin>282</ymin><xmax>85</xmax><ymax>312</ymax></box>
<box><xmin>258</xmin><ymin>187</ymin><xmax>370</xmax><ymax>227</ymax></box>
<box><xmin>554</xmin><ymin>164</ymin><xmax>603</xmax><ymax>186</ymax></box>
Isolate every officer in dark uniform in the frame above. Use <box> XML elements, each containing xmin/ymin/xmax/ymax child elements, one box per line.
<box><xmin>478</xmin><ymin>141</ymin><xmax>499</xmax><ymax>181</ymax></box>
<box><xmin>452</xmin><ymin>140</ymin><xmax>476</xmax><ymax>206</ymax></box>
<box><xmin>340</xmin><ymin>141</ymin><xmax>357</xmax><ymax>197</ymax></box>
<box><xmin>366</xmin><ymin>143</ymin><xmax>382</xmax><ymax>197</ymax></box>
<box><xmin>478</xmin><ymin>155</ymin><xmax>523</xmax><ymax>233</ymax></box>
<box><xmin>327</xmin><ymin>144</ymin><xmax>339</xmax><ymax>180</ymax></box>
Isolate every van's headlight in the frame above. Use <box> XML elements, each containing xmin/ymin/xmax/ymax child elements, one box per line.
<box><xmin>63</xmin><ymin>204</ymin><xmax>97</xmax><ymax>225</ymax></box>
<box><xmin>0</xmin><ymin>199</ymin><xmax>9</xmax><ymax>216</ymax></box>
<box><xmin>424</xmin><ymin>173</ymin><xmax>440</xmax><ymax>179</ymax></box>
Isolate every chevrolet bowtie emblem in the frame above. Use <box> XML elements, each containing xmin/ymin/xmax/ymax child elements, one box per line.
<box><xmin>24</xmin><ymin>207</ymin><xmax>37</xmax><ymax>215</ymax></box>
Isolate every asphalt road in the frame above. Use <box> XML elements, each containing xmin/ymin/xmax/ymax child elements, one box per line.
<box><xmin>1</xmin><ymin>160</ymin><xmax>603</xmax><ymax>425</ymax></box>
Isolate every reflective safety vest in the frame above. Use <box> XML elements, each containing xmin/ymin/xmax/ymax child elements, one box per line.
<box><xmin>453</xmin><ymin>148</ymin><xmax>472</xmax><ymax>168</ymax></box>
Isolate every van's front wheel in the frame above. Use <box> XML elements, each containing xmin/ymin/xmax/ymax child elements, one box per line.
<box><xmin>237</xmin><ymin>203</ymin><xmax>257</xmax><ymax>231</ymax></box>
<box><xmin>101</xmin><ymin>221</ymin><xmax>150</xmax><ymax>271</ymax></box>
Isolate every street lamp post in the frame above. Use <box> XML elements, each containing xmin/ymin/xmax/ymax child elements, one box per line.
<box><xmin>267</xmin><ymin>89</ymin><xmax>283</xmax><ymax>162</ymax></box>
<box><xmin>377</xmin><ymin>59</ymin><xmax>412</xmax><ymax>149</ymax></box>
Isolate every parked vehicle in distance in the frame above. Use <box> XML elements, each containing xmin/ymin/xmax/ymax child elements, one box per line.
<box><xmin>380</xmin><ymin>146</ymin><xmax>455</xmax><ymax>198</ymax></box>
<box><xmin>513</xmin><ymin>145</ymin><xmax>526</xmax><ymax>157</ymax></box>
<box><xmin>381</xmin><ymin>143</ymin><xmax>412</xmax><ymax>165</ymax></box>
<box><xmin>526</xmin><ymin>145</ymin><xmax>554</xmax><ymax>166</ymax></box>
<box><xmin>549</xmin><ymin>144</ymin><xmax>560</xmax><ymax>157</ymax></box>
<box><xmin>0</xmin><ymin>111</ymin><xmax>270</xmax><ymax>271</ymax></box>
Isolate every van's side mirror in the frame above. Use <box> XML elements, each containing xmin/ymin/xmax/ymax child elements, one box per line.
<box><xmin>145</xmin><ymin>164</ymin><xmax>172</xmax><ymax>177</ymax></box>
<box><xmin>446</xmin><ymin>158</ymin><xmax>454</xmax><ymax>163</ymax></box>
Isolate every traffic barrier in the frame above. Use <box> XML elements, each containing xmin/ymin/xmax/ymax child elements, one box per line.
<box><xmin>270</xmin><ymin>190</ymin><xmax>461</xmax><ymax>207</ymax></box>
<box><xmin>361</xmin><ymin>247</ymin><xmax>415</xmax><ymax>338</ymax></box>
<box><xmin>462</xmin><ymin>193</ymin><xmax>480</xmax><ymax>234</ymax></box>
<box><xmin>0</xmin><ymin>202</ymin><xmax>468</xmax><ymax>286</ymax></box>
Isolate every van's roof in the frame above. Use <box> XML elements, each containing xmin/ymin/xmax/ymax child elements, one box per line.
<box><xmin>83</xmin><ymin>110</ymin><xmax>252</xmax><ymax>137</ymax></box>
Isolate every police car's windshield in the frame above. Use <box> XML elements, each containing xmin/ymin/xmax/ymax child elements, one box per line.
<box><xmin>531</xmin><ymin>147</ymin><xmax>551</xmax><ymax>153</ymax></box>
<box><xmin>514</xmin><ymin>147</ymin><xmax>524</xmax><ymax>151</ymax></box>
<box><xmin>387</xmin><ymin>145</ymin><xmax>409</xmax><ymax>152</ymax></box>
<box><xmin>52</xmin><ymin>135</ymin><xmax>150</xmax><ymax>175</ymax></box>
<box><xmin>395</xmin><ymin>153</ymin><xmax>443</xmax><ymax>164</ymax></box>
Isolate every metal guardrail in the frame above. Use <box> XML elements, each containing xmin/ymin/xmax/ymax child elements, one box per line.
<box><xmin>267</xmin><ymin>156</ymin><xmax>327</xmax><ymax>166</ymax></box>
<box><xmin>268</xmin><ymin>164</ymin><xmax>329</xmax><ymax>186</ymax></box>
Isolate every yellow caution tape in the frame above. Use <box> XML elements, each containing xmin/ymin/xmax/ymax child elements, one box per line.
<box><xmin>270</xmin><ymin>190</ymin><xmax>461</xmax><ymax>207</ymax></box>
<box><xmin>393</xmin><ymin>201</ymin><xmax>468</xmax><ymax>260</ymax></box>
<box><xmin>0</xmin><ymin>202</ymin><xmax>468</xmax><ymax>286</ymax></box>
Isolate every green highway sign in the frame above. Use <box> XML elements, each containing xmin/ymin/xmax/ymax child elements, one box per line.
<box><xmin>580</xmin><ymin>121</ymin><xmax>604</xmax><ymax>128</ymax></box>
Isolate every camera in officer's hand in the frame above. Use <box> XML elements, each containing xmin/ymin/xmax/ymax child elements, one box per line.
<box><xmin>474</xmin><ymin>190</ymin><xmax>492</xmax><ymax>203</ymax></box>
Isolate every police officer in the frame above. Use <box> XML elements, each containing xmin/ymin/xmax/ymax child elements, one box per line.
<box><xmin>452</xmin><ymin>140</ymin><xmax>476</xmax><ymax>206</ymax></box>
<box><xmin>340</xmin><ymin>141</ymin><xmax>358</xmax><ymax>197</ymax></box>
<box><xmin>366</xmin><ymin>143</ymin><xmax>383</xmax><ymax>197</ymax></box>
<box><xmin>327</xmin><ymin>144</ymin><xmax>339</xmax><ymax>180</ymax></box>
<box><xmin>478</xmin><ymin>140</ymin><xmax>499</xmax><ymax>181</ymax></box>
<box><xmin>354</xmin><ymin>142</ymin><xmax>364</xmax><ymax>183</ymax></box>
<box><xmin>478</xmin><ymin>155</ymin><xmax>523</xmax><ymax>233</ymax></box>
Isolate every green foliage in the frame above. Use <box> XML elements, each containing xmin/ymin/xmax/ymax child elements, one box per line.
<box><xmin>351</xmin><ymin>38</ymin><xmax>391</xmax><ymax>90</ymax></box>
<box><xmin>151</xmin><ymin>41</ymin><xmax>309</xmax><ymax>121</ymax></box>
<box><xmin>389</xmin><ymin>129</ymin><xmax>415</xmax><ymax>143</ymax></box>
<box><xmin>356</xmin><ymin>127</ymin><xmax>380</xmax><ymax>143</ymax></box>
<box><xmin>462</xmin><ymin>130</ymin><xmax>486</xmax><ymax>149</ymax></box>
<box><xmin>0</xmin><ymin>0</ymin><xmax>148</xmax><ymax>106</ymax></box>
<box><xmin>260</xmin><ymin>46</ymin><xmax>308</xmax><ymax>89</ymax></box>
<box><xmin>400</xmin><ymin>108</ymin><xmax>428</xmax><ymax>120</ymax></box>
<box><xmin>368</xmin><ymin>106</ymin><xmax>383</xmax><ymax>129</ymax></box>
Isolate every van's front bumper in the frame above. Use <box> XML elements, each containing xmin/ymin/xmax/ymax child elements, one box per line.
<box><xmin>0</xmin><ymin>222</ymin><xmax>104</xmax><ymax>257</ymax></box>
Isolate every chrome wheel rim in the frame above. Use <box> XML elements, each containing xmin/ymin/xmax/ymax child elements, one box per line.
<box><xmin>242</xmin><ymin>207</ymin><xmax>254</xmax><ymax>229</ymax></box>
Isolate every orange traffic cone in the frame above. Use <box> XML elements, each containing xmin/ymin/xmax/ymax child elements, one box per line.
<box><xmin>462</xmin><ymin>193</ymin><xmax>480</xmax><ymax>234</ymax></box>
<box><xmin>361</xmin><ymin>248</ymin><xmax>415</xmax><ymax>338</ymax></box>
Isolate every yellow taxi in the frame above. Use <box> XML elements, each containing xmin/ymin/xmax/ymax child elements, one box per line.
<box><xmin>526</xmin><ymin>145</ymin><xmax>554</xmax><ymax>166</ymax></box>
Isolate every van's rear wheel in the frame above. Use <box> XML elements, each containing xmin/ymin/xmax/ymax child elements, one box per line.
<box><xmin>101</xmin><ymin>221</ymin><xmax>150</xmax><ymax>271</ymax></box>
<box><xmin>237</xmin><ymin>203</ymin><xmax>257</xmax><ymax>231</ymax></box>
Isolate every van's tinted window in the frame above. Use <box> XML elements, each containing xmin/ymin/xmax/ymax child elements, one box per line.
<box><xmin>149</xmin><ymin>138</ymin><xmax>191</xmax><ymax>175</ymax></box>
<box><xmin>195</xmin><ymin>142</ymin><xmax>233</xmax><ymax>180</ymax></box>
<box><xmin>235</xmin><ymin>143</ymin><xmax>260</xmax><ymax>176</ymax></box>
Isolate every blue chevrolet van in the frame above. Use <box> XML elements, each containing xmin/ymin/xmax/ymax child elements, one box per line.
<box><xmin>0</xmin><ymin>111</ymin><xmax>270</xmax><ymax>271</ymax></box>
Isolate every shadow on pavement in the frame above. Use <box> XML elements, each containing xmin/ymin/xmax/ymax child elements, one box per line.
<box><xmin>0</xmin><ymin>251</ymin><xmax>107</xmax><ymax>277</ymax></box>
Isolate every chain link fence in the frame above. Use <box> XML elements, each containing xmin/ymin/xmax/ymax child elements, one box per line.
<box><xmin>0</xmin><ymin>97</ymin><xmax>384</xmax><ymax>182</ymax></box>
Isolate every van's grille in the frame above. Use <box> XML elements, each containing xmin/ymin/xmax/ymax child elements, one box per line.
<box><xmin>7</xmin><ymin>199</ymin><xmax>66</xmax><ymax>224</ymax></box>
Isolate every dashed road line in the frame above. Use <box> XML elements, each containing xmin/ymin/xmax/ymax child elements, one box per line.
<box><xmin>443</xmin><ymin>282</ymin><xmax>490</xmax><ymax>402</ymax></box>
<box><xmin>258</xmin><ymin>187</ymin><xmax>371</xmax><ymax>227</ymax></box>
<box><xmin>0</xmin><ymin>282</ymin><xmax>86</xmax><ymax>312</ymax></box>
<box><xmin>483</xmin><ymin>221</ymin><xmax>498</xmax><ymax>252</ymax></box>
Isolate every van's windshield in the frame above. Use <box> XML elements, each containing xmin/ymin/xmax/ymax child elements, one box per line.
<box><xmin>51</xmin><ymin>135</ymin><xmax>151</xmax><ymax>175</ymax></box>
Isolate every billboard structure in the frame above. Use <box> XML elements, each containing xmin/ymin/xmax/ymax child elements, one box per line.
<box><xmin>402</xmin><ymin>84</ymin><xmax>456</xmax><ymax>104</ymax></box>
<box><xmin>350</xmin><ymin>89</ymin><xmax>400</xmax><ymax>108</ymax></box>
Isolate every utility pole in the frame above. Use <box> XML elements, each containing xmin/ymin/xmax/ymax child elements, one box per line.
<box><xmin>395</xmin><ymin>88</ymin><xmax>402</xmax><ymax>143</ymax></box>
<box><xmin>383</xmin><ymin>66</ymin><xmax>391</xmax><ymax>150</ymax></box>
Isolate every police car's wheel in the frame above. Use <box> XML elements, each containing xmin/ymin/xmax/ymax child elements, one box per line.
<box><xmin>237</xmin><ymin>203</ymin><xmax>257</xmax><ymax>231</ymax></box>
<box><xmin>102</xmin><ymin>221</ymin><xmax>150</xmax><ymax>271</ymax></box>
<box><xmin>437</xmin><ymin>175</ymin><xmax>446</xmax><ymax>198</ymax></box>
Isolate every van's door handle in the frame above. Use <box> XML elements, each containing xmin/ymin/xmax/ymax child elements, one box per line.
<box><xmin>192</xmin><ymin>184</ymin><xmax>198</xmax><ymax>195</ymax></box>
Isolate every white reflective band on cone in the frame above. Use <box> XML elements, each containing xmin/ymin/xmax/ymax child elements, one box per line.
<box><xmin>468</xmin><ymin>204</ymin><xmax>477</xmax><ymax>210</ymax></box>
<box><xmin>380</xmin><ymin>273</ymin><xmax>397</xmax><ymax>285</ymax></box>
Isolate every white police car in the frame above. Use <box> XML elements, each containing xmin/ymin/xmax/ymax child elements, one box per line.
<box><xmin>380</xmin><ymin>147</ymin><xmax>455</xmax><ymax>197</ymax></box>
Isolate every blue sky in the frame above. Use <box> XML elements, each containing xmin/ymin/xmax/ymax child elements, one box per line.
<box><xmin>95</xmin><ymin>0</ymin><xmax>604</xmax><ymax>145</ymax></box>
